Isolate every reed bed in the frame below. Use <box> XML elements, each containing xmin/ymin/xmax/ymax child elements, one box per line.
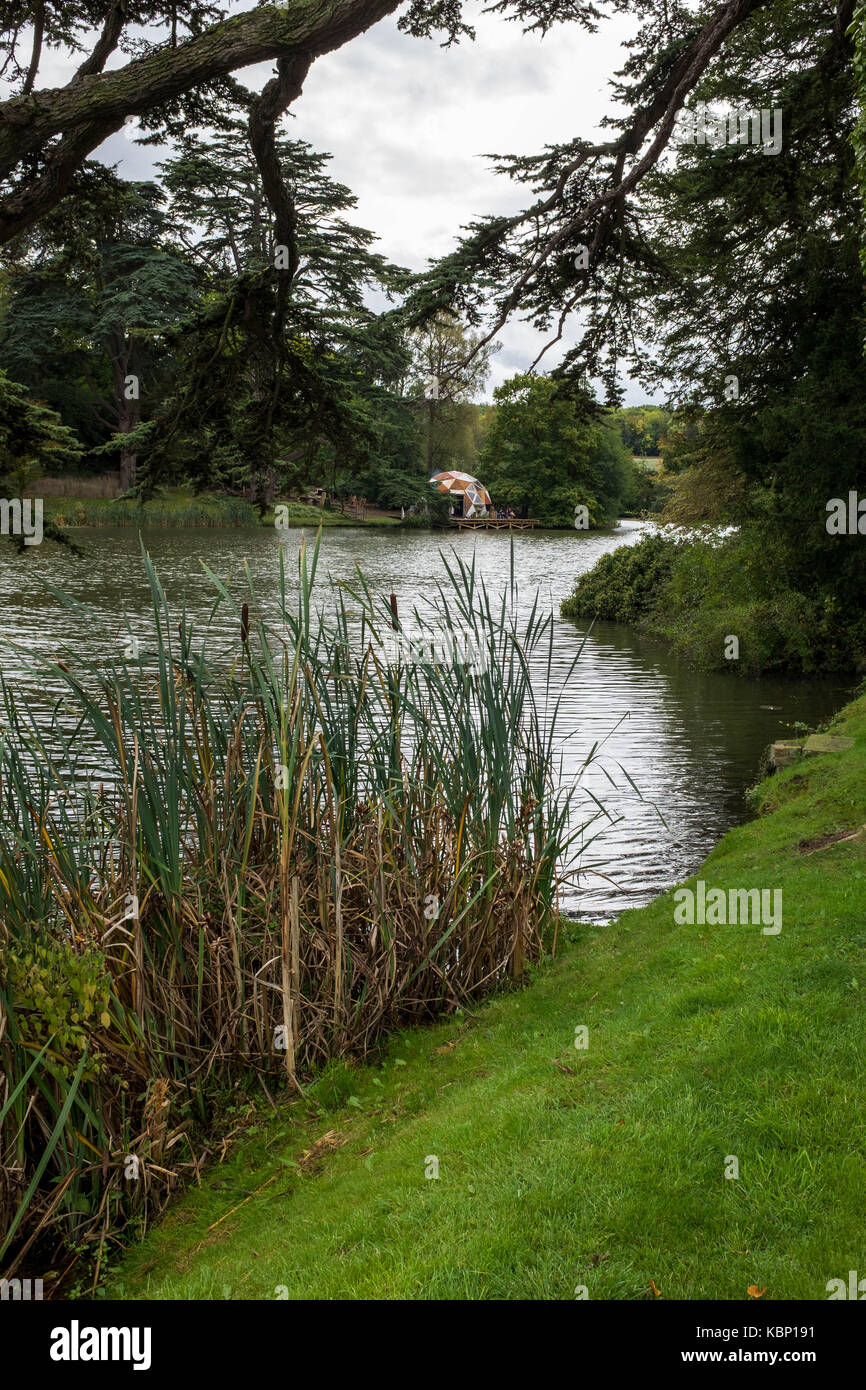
<box><xmin>0</xmin><ymin>536</ymin><xmax>599</xmax><ymax>1282</ymax></box>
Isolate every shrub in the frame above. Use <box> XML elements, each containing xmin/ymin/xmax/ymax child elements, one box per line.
<box><xmin>560</xmin><ymin>533</ymin><xmax>678</xmax><ymax>624</ymax></box>
<box><xmin>561</xmin><ymin>528</ymin><xmax>866</xmax><ymax>675</ymax></box>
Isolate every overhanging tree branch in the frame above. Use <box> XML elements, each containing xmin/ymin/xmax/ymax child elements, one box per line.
<box><xmin>72</xmin><ymin>1</ymin><xmax>130</xmax><ymax>83</ymax></box>
<box><xmin>421</xmin><ymin>0</ymin><xmax>773</xmax><ymax>369</ymax></box>
<box><xmin>248</xmin><ymin>51</ymin><xmax>311</xmax><ymax>296</ymax></box>
<box><xmin>0</xmin><ymin>0</ymin><xmax>400</xmax><ymax>243</ymax></box>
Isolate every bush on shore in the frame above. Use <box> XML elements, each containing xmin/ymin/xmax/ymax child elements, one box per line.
<box><xmin>561</xmin><ymin>532</ymin><xmax>677</xmax><ymax>626</ymax></box>
<box><xmin>561</xmin><ymin>531</ymin><xmax>866</xmax><ymax>676</ymax></box>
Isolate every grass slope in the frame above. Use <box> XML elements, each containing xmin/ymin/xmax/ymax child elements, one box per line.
<box><xmin>107</xmin><ymin>694</ymin><xmax>866</xmax><ymax>1302</ymax></box>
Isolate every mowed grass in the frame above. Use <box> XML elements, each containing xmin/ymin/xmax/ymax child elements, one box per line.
<box><xmin>107</xmin><ymin>694</ymin><xmax>866</xmax><ymax>1301</ymax></box>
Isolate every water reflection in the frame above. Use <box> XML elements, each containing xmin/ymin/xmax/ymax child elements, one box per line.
<box><xmin>0</xmin><ymin>521</ymin><xmax>849</xmax><ymax>920</ymax></box>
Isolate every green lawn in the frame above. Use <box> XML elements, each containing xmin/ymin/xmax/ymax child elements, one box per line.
<box><xmin>106</xmin><ymin>694</ymin><xmax>866</xmax><ymax>1301</ymax></box>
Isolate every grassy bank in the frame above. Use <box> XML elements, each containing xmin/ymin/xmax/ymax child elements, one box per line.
<box><xmin>105</xmin><ymin>692</ymin><xmax>866</xmax><ymax>1301</ymax></box>
<box><xmin>43</xmin><ymin>491</ymin><xmax>380</xmax><ymax>529</ymax></box>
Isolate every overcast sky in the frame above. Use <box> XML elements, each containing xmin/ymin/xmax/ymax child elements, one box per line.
<box><xmin>31</xmin><ymin>2</ymin><xmax>660</xmax><ymax>402</ymax></box>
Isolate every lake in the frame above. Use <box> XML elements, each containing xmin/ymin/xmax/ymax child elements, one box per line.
<box><xmin>0</xmin><ymin>519</ymin><xmax>850</xmax><ymax>920</ymax></box>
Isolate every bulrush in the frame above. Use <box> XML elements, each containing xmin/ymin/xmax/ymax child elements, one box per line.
<box><xmin>0</xmin><ymin>535</ymin><xmax>590</xmax><ymax>1278</ymax></box>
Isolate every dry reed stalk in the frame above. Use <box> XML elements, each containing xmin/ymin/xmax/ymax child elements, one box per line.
<box><xmin>0</xmin><ymin>539</ymin><xmax>588</xmax><ymax>1277</ymax></box>
<box><xmin>290</xmin><ymin>876</ymin><xmax>300</xmax><ymax>1054</ymax></box>
<box><xmin>333</xmin><ymin>834</ymin><xmax>344</xmax><ymax>1030</ymax></box>
<box><xmin>130</xmin><ymin>739</ymin><xmax>146</xmax><ymax>1023</ymax></box>
<box><xmin>279</xmin><ymin>857</ymin><xmax>297</xmax><ymax>1089</ymax></box>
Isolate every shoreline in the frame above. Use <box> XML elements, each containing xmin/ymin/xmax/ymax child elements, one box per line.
<box><xmin>38</xmin><ymin>492</ymin><xmax>646</xmax><ymax>533</ymax></box>
<box><xmin>106</xmin><ymin>690</ymin><xmax>866</xmax><ymax>1300</ymax></box>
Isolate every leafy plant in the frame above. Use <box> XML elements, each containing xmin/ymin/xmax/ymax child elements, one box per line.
<box><xmin>0</xmin><ymin>533</ymin><xmax>600</xmax><ymax>1279</ymax></box>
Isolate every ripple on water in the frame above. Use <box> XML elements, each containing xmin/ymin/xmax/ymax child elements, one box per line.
<box><xmin>0</xmin><ymin>521</ymin><xmax>848</xmax><ymax>920</ymax></box>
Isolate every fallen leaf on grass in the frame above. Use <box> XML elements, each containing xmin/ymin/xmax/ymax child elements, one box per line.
<box><xmin>747</xmin><ymin>1285</ymin><xmax>765</xmax><ymax>1299</ymax></box>
<box><xmin>299</xmin><ymin>1130</ymin><xmax>348</xmax><ymax>1172</ymax></box>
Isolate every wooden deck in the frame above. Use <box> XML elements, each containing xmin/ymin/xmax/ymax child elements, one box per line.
<box><xmin>453</xmin><ymin>516</ymin><xmax>537</xmax><ymax>531</ymax></box>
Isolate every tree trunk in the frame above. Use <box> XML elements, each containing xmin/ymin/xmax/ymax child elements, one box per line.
<box><xmin>119</xmin><ymin>445</ymin><xmax>137</xmax><ymax>494</ymax></box>
<box><xmin>111</xmin><ymin>346</ymin><xmax>139</xmax><ymax>493</ymax></box>
<box><xmin>426</xmin><ymin>397</ymin><xmax>435</xmax><ymax>479</ymax></box>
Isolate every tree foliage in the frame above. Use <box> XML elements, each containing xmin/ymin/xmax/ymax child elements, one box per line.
<box><xmin>481</xmin><ymin>373</ymin><xmax>637</xmax><ymax>524</ymax></box>
<box><xmin>1</xmin><ymin>172</ymin><xmax>200</xmax><ymax>488</ymax></box>
<box><xmin>0</xmin><ymin>366</ymin><xmax>83</xmax><ymax>546</ymax></box>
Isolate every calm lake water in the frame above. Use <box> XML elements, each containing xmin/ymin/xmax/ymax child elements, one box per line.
<box><xmin>0</xmin><ymin>520</ymin><xmax>850</xmax><ymax>920</ymax></box>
